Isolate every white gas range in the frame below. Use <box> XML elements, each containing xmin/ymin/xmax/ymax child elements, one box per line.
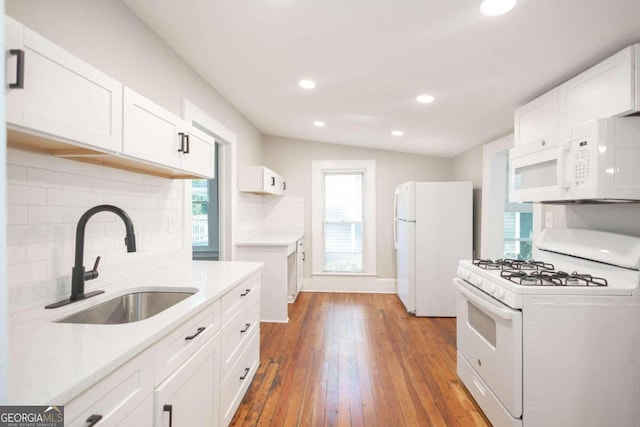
<box><xmin>454</xmin><ymin>228</ymin><xmax>640</xmax><ymax>427</ymax></box>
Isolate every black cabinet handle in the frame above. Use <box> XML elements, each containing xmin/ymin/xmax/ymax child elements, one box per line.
<box><xmin>163</xmin><ymin>404</ymin><xmax>173</xmax><ymax>427</ymax></box>
<box><xmin>177</xmin><ymin>132</ymin><xmax>185</xmax><ymax>152</ymax></box>
<box><xmin>271</xmin><ymin>176</ymin><xmax>275</xmax><ymax>186</ymax></box>
<box><xmin>302</xmin><ymin>252</ymin><xmax>306</xmax><ymax>261</ymax></box>
<box><xmin>240</xmin><ymin>323</ymin><xmax>251</xmax><ymax>333</ymax></box>
<box><xmin>239</xmin><ymin>367</ymin><xmax>251</xmax><ymax>380</ymax></box>
<box><xmin>283</xmin><ymin>181</ymin><xmax>286</xmax><ymax>190</ymax></box>
<box><xmin>86</xmin><ymin>414</ymin><xmax>102</xmax><ymax>426</ymax></box>
<box><xmin>240</xmin><ymin>289</ymin><xmax>251</xmax><ymax>297</ymax></box>
<box><xmin>184</xmin><ymin>134</ymin><xmax>190</xmax><ymax>154</ymax></box>
<box><xmin>185</xmin><ymin>326</ymin><xmax>205</xmax><ymax>341</ymax></box>
<box><xmin>9</xmin><ymin>49</ymin><xmax>25</xmax><ymax>89</ymax></box>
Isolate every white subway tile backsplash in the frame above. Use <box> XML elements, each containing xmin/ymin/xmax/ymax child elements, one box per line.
<box><xmin>77</xmin><ymin>191</ymin><xmax>105</xmax><ymax>207</ymax></box>
<box><xmin>8</xmin><ymin>261</ymin><xmax>49</xmax><ymax>286</ymax></box>
<box><xmin>7</xmin><ymin>245</ymin><xmax>26</xmax><ymax>265</ymax></box>
<box><xmin>27</xmin><ymin>168</ymin><xmax>63</xmax><ymax>188</ymax></box>
<box><xmin>62</xmin><ymin>173</ymin><xmax>91</xmax><ymax>191</ymax></box>
<box><xmin>28</xmin><ymin>206</ymin><xmax>64</xmax><ymax>224</ymax></box>
<box><xmin>8</xmin><ymin>164</ymin><xmax>27</xmax><ymax>184</ymax></box>
<box><xmin>26</xmin><ymin>241</ymin><xmax>64</xmax><ymax>262</ymax></box>
<box><xmin>7</xmin><ymin>148</ymin><xmax>46</xmax><ymax>168</ymax></box>
<box><xmin>7</xmin><ymin>148</ymin><xmax>188</xmax><ymax>312</ymax></box>
<box><xmin>47</xmin><ymin>188</ymin><xmax>79</xmax><ymax>207</ymax></box>
<box><xmin>8</xmin><ymin>184</ymin><xmax>46</xmax><ymax>206</ymax></box>
<box><xmin>8</xmin><ymin>225</ymin><xmax>48</xmax><ymax>245</ymax></box>
<box><xmin>7</xmin><ymin>205</ymin><xmax>28</xmax><ymax>225</ymax></box>
<box><xmin>45</xmin><ymin>155</ymin><xmax>78</xmax><ymax>173</ymax></box>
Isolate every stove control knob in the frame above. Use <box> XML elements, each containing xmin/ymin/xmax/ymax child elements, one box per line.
<box><xmin>494</xmin><ymin>287</ymin><xmax>505</xmax><ymax>300</ymax></box>
<box><xmin>461</xmin><ymin>269</ymin><xmax>470</xmax><ymax>280</ymax></box>
<box><xmin>485</xmin><ymin>282</ymin><xmax>496</xmax><ymax>293</ymax></box>
<box><xmin>473</xmin><ymin>276</ymin><xmax>482</xmax><ymax>287</ymax></box>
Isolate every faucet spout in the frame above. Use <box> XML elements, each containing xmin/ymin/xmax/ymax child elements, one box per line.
<box><xmin>45</xmin><ymin>205</ymin><xmax>137</xmax><ymax>309</ymax></box>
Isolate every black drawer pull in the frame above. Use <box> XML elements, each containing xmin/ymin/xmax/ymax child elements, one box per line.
<box><xmin>240</xmin><ymin>289</ymin><xmax>251</xmax><ymax>297</ymax></box>
<box><xmin>86</xmin><ymin>414</ymin><xmax>102</xmax><ymax>426</ymax></box>
<box><xmin>184</xmin><ymin>134</ymin><xmax>190</xmax><ymax>154</ymax></box>
<box><xmin>185</xmin><ymin>326</ymin><xmax>206</xmax><ymax>341</ymax></box>
<box><xmin>271</xmin><ymin>176</ymin><xmax>275</xmax><ymax>186</ymax></box>
<box><xmin>239</xmin><ymin>367</ymin><xmax>251</xmax><ymax>380</ymax></box>
<box><xmin>163</xmin><ymin>404</ymin><xmax>173</xmax><ymax>427</ymax></box>
<box><xmin>178</xmin><ymin>132</ymin><xmax>185</xmax><ymax>152</ymax></box>
<box><xmin>240</xmin><ymin>323</ymin><xmax>251</xmax><ymax>333</ymax></box>
<box><xmin>302</xmin><ymin>252</ymin><xmax>305</xmax><ymax>261</ymax></box>
<box><xmin>9</xmin><ymin>49</ymin><xmax>25</xmax><ymax>89</ymax></box>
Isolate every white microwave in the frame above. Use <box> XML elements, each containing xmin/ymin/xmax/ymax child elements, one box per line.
<box><xmin>509</xmin><ymin>117</ymin><xmax>640</xmax><ymax>203</ymax></box>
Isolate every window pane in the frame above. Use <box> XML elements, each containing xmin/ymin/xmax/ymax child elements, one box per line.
<box><xmin>324</xmin><ymin>173</ymin><xmax>363</xmax><ymax>221</ymax></box>
<box><xmin>503</xmin><ymin>212</ymin><xmax>533</xmax><ymax>260</ymax></box>
<box><xmin>192</xmin><ymin>180</ymin><xmax>209</xmax><ymax>247</ymax></box>
<box><xmin>324</xmin><ymin>222</ymin><xmax>363</xmax><ymax>272</ymax></box>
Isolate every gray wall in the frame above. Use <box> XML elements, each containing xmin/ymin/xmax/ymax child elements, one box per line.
<box><xmin>262</xmin><ymin>135</ymin><xmax>454</xmax><ymax>279</ymax></box>
<box><xmin>6</xmin><ymin>0</ymin><xmax>262</xmax><ymax>166</ymax></box>
<box><xmin>452</xmin><ymin>144</ymin><xmax>484</xmax><ymax>258</ymax></box>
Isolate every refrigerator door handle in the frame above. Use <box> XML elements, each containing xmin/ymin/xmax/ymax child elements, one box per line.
<box><xmin>393</xmin><ymin>189</ymin><xmax>399</xmax><ymax>249</ymax></box>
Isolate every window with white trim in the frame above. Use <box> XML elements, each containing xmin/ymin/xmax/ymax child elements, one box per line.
<box><xmin>312</xmin><ymin>160</ymin><xmax>376</xmax><ymax>275</ymax></box>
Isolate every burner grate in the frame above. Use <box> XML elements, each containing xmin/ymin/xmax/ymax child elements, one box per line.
<box><xmin>473</xmin><ymin>258</ymin><xmax>554</xmax><ymax>271</ymax></box>
<box><xmin>500</xmin><ymin>270</ymin><xmax>608</xmax><ymax>287</ymax></box>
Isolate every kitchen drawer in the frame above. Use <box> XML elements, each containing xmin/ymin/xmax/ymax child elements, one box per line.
<box><xmin>65</xmin><ymin>348</ymin><xmax>154</xmax><ymax>427</ymax></box>
<box><xmin>221</xmin><ymin>295</ymin><xmax>260</xmax><ymax>380</ymax></box>
<box><xmin>220</xmin><ymin>328</ymin><xmax>260</xmax><ymax>427</ymax></box>
<box><xmin>220</xmin><ymin>273</ymin><xmax>260</xmax><ymax>326</ymax></box>
<box><xmin>154</xmin><ymin>300</ymin><xmax>220</xmax><ymax>384</ymax></box>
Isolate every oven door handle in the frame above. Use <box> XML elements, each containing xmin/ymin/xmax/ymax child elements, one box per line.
<box><xmin>453</xmin><ymin>278</ymin><xmax>514</xmax><ymax>320</ymax></box>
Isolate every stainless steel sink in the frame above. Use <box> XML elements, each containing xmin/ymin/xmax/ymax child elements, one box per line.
<box><xmin>55</xmin><ymin>290</ymin><xmax>196</xmax><ymax>325</ymax></box>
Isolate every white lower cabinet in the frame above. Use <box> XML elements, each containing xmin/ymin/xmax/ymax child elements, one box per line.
<box><xmin>65</xmin><ymin>272</ymin><xmax>261</xmax><ymax>427</ymax></box>
<box><xmin>64</xmin><ymin>348</ymin><xmax>155</xmax><ymax>427</ymax></box>
<box><xmin>154</xmin><ymin>333</ymin><xmax>221</xmax><ymax>427</ymax></box>
<box><xmin>220</xmin><ymin>329</ymin><xmax>260</xmax><ymax>426</ymax></box>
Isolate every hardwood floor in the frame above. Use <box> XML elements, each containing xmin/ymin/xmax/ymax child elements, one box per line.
<box><xmin>230</xmin><ymin>292</ymin><xmax>490</xmax><ymax>427</ymax></box>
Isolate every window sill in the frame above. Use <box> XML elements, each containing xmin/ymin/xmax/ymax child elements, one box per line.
<box><xmin>311</xmin><ymin>272</ymin><xmax>378</xmax><ymax>278</ymax></box>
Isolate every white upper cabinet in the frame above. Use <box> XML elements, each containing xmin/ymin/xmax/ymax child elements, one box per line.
<box><xmin>123</xmin><ymin>87</ymin><xmax>215</xmax><ymax>178</ymax></box>
<box><xmin>515</xmin><ymin>44</ymin><xmax>640</xmax><ymax>147</ymax></box>
<box><xmin>559</xmin><ymin>45</ymin><xmax>638</xmax><ymax>130</ymax></box>
<box><xmin>5</xmin><ymin>15</ymin><xmax>123</xmax><ymax>153</ymax></box>
<box><xmin>514</xmin><ymin>88</ymin><xmax>559</xmax><ymax>147</ymax></box>
<box><xmin>238</xmin><ymin>166</ymin><xmax>285</xmax><ymax>196</ymax></box>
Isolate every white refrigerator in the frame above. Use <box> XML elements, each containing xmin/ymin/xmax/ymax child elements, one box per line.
<box><xmin>394</xmin><ymin>181</ymin><xmax>472</xmax><ymax>317</ymax></box>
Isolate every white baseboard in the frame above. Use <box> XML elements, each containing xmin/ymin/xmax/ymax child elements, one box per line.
<box><xmin>302</xmin><ymin>276</ymin><xmax>397</xmax><ymax>294</ymax></box>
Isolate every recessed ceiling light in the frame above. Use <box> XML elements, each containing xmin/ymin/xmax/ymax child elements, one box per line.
<box><xmin>299</xmin><ymin>79</ymin><xmax>316</xmax><ymax>89</ymax></box>
<box><xmin>391</xmin><ymin>130</ymin><xmax>404</xmax><ymax>137</ymax></box>
<box><xmin>313</xmin><ymin>121</ymin><xmax>325</xmax><ymax>127</ymax></box>
<box><xmin>480</xmin><ymin>0</ymin><xmax>517</xmax><ymax>16</ymax></box>
<box><xmin>416</xmin><ymin>94</ymin><xmax>435</xmax><ymax>104</ymax></box>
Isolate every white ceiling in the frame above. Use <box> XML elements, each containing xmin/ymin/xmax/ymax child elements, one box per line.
<box><xmin>122</xmin><ymin>0</ymin><xmax>640</xmax><ymax>157</ymax></box>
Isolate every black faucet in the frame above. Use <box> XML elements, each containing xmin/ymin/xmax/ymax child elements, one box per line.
<box><xmin>46</xmin><ymin>205</ymin><xmax>137</xmax><ymax>309</ymax></box>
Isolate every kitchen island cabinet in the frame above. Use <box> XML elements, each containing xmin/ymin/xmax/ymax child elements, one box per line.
<box><xmin>236</xmin><ymin>232</ymin><xmax>304</xmax><ymax>323</ymax></box>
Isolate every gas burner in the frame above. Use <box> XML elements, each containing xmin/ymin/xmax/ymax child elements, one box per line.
<box><xmin>500</xmin><ymin>270</ymin><xmax>608</xmax><ymax>287</ymax></box>
<box><xmin>473</xmin><ymin>258</ymin><xmax>555</xmax><ymax>271</ymax></box>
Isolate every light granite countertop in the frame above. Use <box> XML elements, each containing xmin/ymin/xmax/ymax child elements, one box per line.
<box><xmin>8</xmin><ymin>260</ymin><xmax>263</xmax><ymax>405</ymax></box>
<box><xmin>235</xmin><ymin>228</ymin><xmax>304</xmax><ymax>247</ymax></box>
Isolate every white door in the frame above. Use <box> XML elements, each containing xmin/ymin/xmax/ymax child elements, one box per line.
<box><xmin>123</xmin><ymin>87</ymin><xmax>182</xmax><ymax>170</ymax></box>
<box><xmin>396</xmin><ymin>219</ymin><xmax>415</xmax><ymax>313</ymax></box>
<box><xmin>454</xmin><ymin>278</ymin><xmax>522</xmax><ymax>418</ymax></box>
<box><xmin>5</xmin><ymin>16</ymin><xmax>123</xmax><ymax>153</ymax></box>
<box><xmin>395</xmin><ymin>182</ymin><xmax>415</xmax><ymax>221</ymax></box>
<box><xmin>154</xmin><ymin>334</ymin><xmax>220</xmax><ymax>427</ymax></box>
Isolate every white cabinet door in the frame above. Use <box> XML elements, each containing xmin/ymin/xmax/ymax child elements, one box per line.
<box><xmin>514</xmin><ymin>88</ymin><xmax>559</xmax><ymax>146</ymax></box>
<box><xmin>5</xmin><ymin>15</ymin><xmax>123</xmax><ymax>153</ymax></box>
<box><xmin>296</xmin><ymin>238</ymin><xmax>304</xmax><ymax>296</ymax></box>
<box><xmin>559</xmin><ymin>45</ymin><xmax>637</xmax><ymax>130</ymax></box>
<box><xmin>122</xmin><ymin>87</ymin><xmax>182</xmax><ymax>170</ymax></box>
<box><xmin>180</xmin><ymin>124</ymin><xmax>215</xmax><ymax>179</ymax></box>
<box><xmin>238</xmin><ymin>166</ymin><xmax>284</xmax><ymax>195</ymax></box>
<box><xmin>154</xmin><ymin>333</ymin><xmax>220</xmax><ymax>427</ymax></box>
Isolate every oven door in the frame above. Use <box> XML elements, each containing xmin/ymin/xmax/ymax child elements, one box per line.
<box><xmin>454</xmin><ymin>278</ymin><xmax>523</xmax><ymax>418</ymax></box>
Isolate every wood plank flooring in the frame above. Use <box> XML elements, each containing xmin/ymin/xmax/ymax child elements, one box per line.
<box><xmin>230</xmin><ymin>292</ymin><xmax>490</xmax><ymax>427</ymax></box>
